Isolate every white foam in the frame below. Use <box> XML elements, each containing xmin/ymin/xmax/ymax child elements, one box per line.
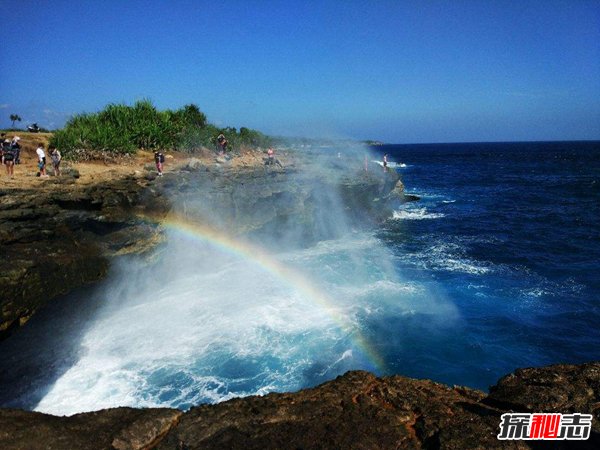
<box><xmin>392</xmin><ymin>208</ymin><xmax>445</xmax><ymax>220</ymax></box>
<box><xmin>35</xmin><ymin>232</ymin><xmax>459</xmax><ymax>415</ymax></box>
<box><xmin>521</xmin><ymin>288</ymin><xmax>550</xmax><ymax>298</ymax></box>
<box><xmin>396</xmin><ymin>240</ymin><xmax>492</xmax><ymax>275</ymax></box>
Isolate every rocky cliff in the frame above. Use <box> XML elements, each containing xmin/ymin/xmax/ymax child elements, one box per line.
<box><xmin>0</xmin><ymin>173</ymin><xmax>165</xmax><ymax>338</ymax></box>
<box><xmin>0</xmin><ymin>153</ymin><xmax>405</xmax><ymax>338</ymax></box>
<box><xmin>0</xmin><ymin>362</ymin><xmax>598</xmax><ymax>449</ymax></box>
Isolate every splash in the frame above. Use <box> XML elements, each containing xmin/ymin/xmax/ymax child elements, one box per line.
<box><xmin>34</xmin><ymin>212</ymin><xmax>400</xmax><ymax>415</ymax></box>
<box><xmin>159</xmin><ymin>214</ymin><xmax>387</xmax><ymax>373</ymax></box>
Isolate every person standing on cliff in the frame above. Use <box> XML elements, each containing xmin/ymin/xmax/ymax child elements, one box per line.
<box><xmin>36</xmin><ymin>143</ymin><xmax>48</xmax><ymax>177</ymax></box>
<box><xmin>11</xmin><ymin>136</ymin><xmax>21</xmax><ymax>164</ymax></box>
<box><xmin>265</xmin><ymin>147</ymin><xmax>283</xmax><ymax>169</ymax></box>
<box><xmin>50</xmin><ymin>146</ymin><xmax>62</xmax><ymax>176</ymax></box>
<box><xmin>154</xmin><ymin>151</ymin><xmax>165</xmax><ymax>176</ymax></box>
<box><xmin>383</xmin><ymin>153</ymin><xmax>388</xmax><ymax>172</ymax></box>
<box><xmin>1</xmin><ymin>139</ymin><xmax>10</xmax><ymax>165</ymax></box>
<box><xmin>3</xmin><ymin>139</ymin><xmax>15</xmax><ymax>177</ymax></box>
<box><xmin>216</xmin><ymin>133</ymin><xmax>228</xmax><ymax>155</ymax></box>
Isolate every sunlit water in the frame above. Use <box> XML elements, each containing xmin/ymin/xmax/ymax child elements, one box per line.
<box><xmin>1</xmin><ymin>141</ymin><xmax>598</xmax><ymax>416</ymax></box>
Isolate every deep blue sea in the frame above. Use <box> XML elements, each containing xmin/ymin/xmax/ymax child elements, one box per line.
<box><xmin>374</xmin><ymin>141</ymin><xmax>600</xmax><ymax>388</ymax></box>
<box><xmin>1</xmin><ymin>141</ymin><xmax>599</xmax><ymax>415</ymax></box>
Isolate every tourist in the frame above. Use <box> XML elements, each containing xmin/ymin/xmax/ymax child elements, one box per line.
<box><xmin>216</xmin><ymin>133</ymin><xmax>228</xmax><ymax>154</ymax></box>
<box><xmin>50</xmin><ymin>146</ymin><xmax>62</xmax><ymax>176</ymax></box>
<box><xmin>3</xmin><ymin>140</ymin><xmax>15</xmax><ymax>177</ymax></box>
<box><xmin>1</xmin><ymin>139</ymin><xmax>10</xmax><ymax>162</ymax></box>
<box><xmin>154</xmin><ymin>151</ymin><xmax>165</xmax><ymax>176</ymax></box>
<box><xmin>11</xmin><ymin>136</ymin><xmax>21</xmax><ymax>164</ymax></box>
<box><xmin>36</xmin><ymin>143</ymin><xmax>48</xmax><ymax>177</ymax></box>
<box><xmin>0</xmin><ymin>141</ymin><xmax>5</xmax><ymax>174</ymax></box>
<box><xmin>265</xmin><ymin>147</ymin><xmax>283</xmax><ymax>169</ymax></box>
<box><xmin>383</xmin><ymin>153</ymin><xmax>388</xmax><ymax>172</ymax></box>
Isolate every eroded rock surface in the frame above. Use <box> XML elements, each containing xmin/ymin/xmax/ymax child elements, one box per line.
<box><xmin>0</xmin><ymin>175</ymin><xmax>166</xmax><ymax>338</ymax></box>
<box><xmin>1</xmin><ymin>154</ymin><xmax>404</xmax><ymax>338</ymax></box>
<box><xmin>0</xmin><ymin>362</ymin><xmax>598</xmax><ymax>449</ymax></box>
<box><xmin>0</xmin><ymin>407</ymin><xmax>182</xmax><ymax>450</ymax></box>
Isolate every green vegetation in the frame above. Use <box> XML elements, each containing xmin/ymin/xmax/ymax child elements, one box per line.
<box><xmin>49</xmin><ymin>100</ymin><xmax>271</xmax><ymax>159</ymax></box>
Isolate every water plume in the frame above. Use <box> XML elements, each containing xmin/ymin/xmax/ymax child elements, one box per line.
<box><xmin>34</xmin><ymin>144</ymin><xmax>458</xmax><ymax>415</ymax></box>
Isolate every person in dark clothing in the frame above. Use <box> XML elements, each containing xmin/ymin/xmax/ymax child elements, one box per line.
<box><xmin>216</xmin><ymin>133</ymin><xmax>228</xmax><ymax>154</ymax></box>
<box><xmin>11</xmin><ymin>136</ymin><xmax>21</xmax><ymax>164</ymax></box>
<box><xmin>3</xmin><ymin>140</ymin><xmax>15</xmax><ymax>177</ymax></box>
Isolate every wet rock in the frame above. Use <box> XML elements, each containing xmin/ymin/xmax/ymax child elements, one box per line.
<box><xmin>404</xmin><ymin>194</ymin><xmax>420</xmax><ymax>202</ymax></box>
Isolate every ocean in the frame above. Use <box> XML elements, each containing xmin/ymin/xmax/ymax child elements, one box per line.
<box><xmin>373</xmin><ymin>141</ymin><xmax>600</xmax><ymax>388</ymax></box>
<box><xmin>1</xmin><ymin>141</ymin><xmax>599</xmax><ymax>414</ymax></box>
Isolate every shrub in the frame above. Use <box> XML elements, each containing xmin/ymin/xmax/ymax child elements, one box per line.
<box><xmin>50</xmin><ymin>100</ymin><xmax>271</xmax><ymax>159</ymax></box>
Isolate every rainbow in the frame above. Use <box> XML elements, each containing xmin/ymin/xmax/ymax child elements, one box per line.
<box><xmin>141</xmin><ymin>213</ymin><xmax>387</xmax><ymax>374</ymax></box>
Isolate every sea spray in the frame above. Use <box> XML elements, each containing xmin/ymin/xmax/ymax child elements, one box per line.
<box><xmin>34</xmin><ymin>146</ymin><xmax>458</xmax><ymax>415</ymax></box>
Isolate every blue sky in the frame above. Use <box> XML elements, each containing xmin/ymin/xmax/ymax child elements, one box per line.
<box><xmin>1</xmin><ymin>0</ymin><xmax>599</xmax><ymax>143</ymax></box>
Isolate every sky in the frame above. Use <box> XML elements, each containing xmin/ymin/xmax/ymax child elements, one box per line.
<box><xmin>1</xmin><ymin>0</ymin><xmax>599</xmax><ymax>143</ymax></box>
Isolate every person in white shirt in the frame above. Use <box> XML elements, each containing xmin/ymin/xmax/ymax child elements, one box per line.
<box><xmin>36</xmin><ymin>144</ymin><xmax>47</xmax><ymax>177</ymax></box>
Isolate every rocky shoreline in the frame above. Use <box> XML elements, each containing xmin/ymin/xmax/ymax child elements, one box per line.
<box><xmin>0</xmin><ymin>362</ymin><xmax>598</xmax><ymax>449</ymax></box>
<box><xmin>3</xmin><ymin>150</ymin><xmax>597</xmax><ymax>449</ymax></box>
<box><xmin>0</xmin><ymin>149</ymin><xmax>405</xmax><ymax>337</ymax></box>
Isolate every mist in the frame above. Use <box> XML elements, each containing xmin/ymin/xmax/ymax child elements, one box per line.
<box><xmin>34</xmin><ymin>144</ymin><xmax>458</xmax><ymax>415</ymax></box>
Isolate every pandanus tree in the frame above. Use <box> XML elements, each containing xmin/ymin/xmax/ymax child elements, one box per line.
<box><xmin>10</xmin><ymin>114</ymin><xmax>22</xmax><ymax>129</ymax></box>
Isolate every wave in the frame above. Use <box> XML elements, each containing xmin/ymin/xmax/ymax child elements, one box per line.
<box><xmin>394</xmin><ymin>239</ymin><xmax>492</xmax><ymax>275</ymax></box>
<box><xmin>391</xmin><ymin>208</ymin><xmax>445</xmax><ymax>220</ymax></box>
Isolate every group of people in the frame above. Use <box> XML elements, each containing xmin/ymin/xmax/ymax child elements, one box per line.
<box><xmin>34</xmin><ymin>143</ymin><xmax>62</xmax><ymax>177</ymax></box>
<box><xmin>6</xmin><ymin>131</ymin><xmax>283</xmax><ymax>180</ymax></box>
<box><xmin>0</xmin><ymin>135</ymin><xmax>61</xmax><ymax>179</ymax></box>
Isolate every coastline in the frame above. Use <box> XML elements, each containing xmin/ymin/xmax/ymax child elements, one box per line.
<box><xmin>1</xmin><ymin>136</ymin><xmax>403</xmax><ymax>337</ymax></box>
<box><xmin>2</xmin><ymin>136</ymin><xmax>598</xmax><ymax>448</ymax></box>
<box><xmin>0</xmin><ymin>361</ymin><xmax>598</xmax><ymax>449</ymax></box>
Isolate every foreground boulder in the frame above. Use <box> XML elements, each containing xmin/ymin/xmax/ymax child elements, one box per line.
<box><xmin>0</xmin><ymin>362</ymin><xmax>598</xmax><ymax>449</ymax></box>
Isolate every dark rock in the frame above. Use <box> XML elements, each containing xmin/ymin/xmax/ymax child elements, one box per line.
<box><xmin>61</xmin><ymin>167</ymin><xmax>80</xmax><ymax>179</ymax></box>
<box><xmin>0</xmin><ymin>156</ymin><xmax>402</xmax><ymax>337</ymax></box>
<box><xmin>1</xmin><ymin>362</ymin><xmax>598</xmax><ymax>449</ymax></box>
<box><xmin>404</xmin><ymin>194</ymin><xmax>420</xmax><ymax>202</ymax></box>
<box><xmin>0</xmin><ymin>407</ymin><xmax>182</xmax><ymax>450</ymax></box>
<box><xmin>0</xmin><ymin>177</ymin><xmax>164</xmax><ymax>337</ymax></box>
<box><xmin>486</xmin><ymin>362</ymin><xmax>600</xmax><ymax>430</ymax></box>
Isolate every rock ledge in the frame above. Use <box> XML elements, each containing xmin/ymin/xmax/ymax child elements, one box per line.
<box><xmin>1</xmin><ymin>362</ymin><xmax>598</xmax><ymax>449</ymax></box>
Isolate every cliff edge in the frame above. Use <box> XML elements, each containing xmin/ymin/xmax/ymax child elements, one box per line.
<box><xmin>0</xmin><ymin>362</ymin><xmax>598</xmax><ymax>449</ymax></box>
